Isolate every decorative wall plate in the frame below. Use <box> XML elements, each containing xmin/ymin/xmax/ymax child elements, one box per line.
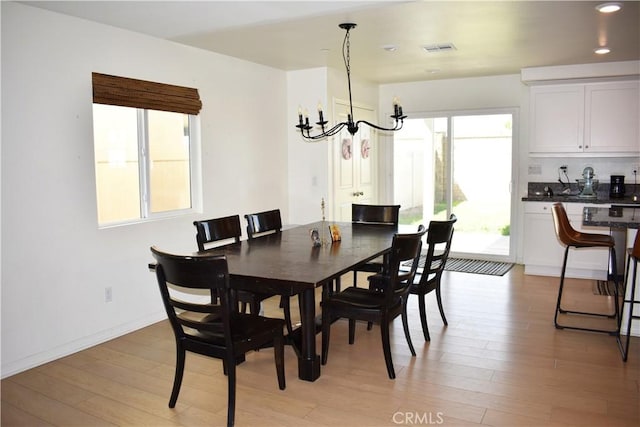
<box><xmin>361</xmin><ymin>139</ymin><xmax>370</xmax><ymax>159</ymax></box>
<box><xmin>341</xmin><ymin>138</ymin><xmax>352</xmax><ymax>160</ymax></box>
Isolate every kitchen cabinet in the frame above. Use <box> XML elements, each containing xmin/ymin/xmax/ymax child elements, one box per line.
<box><xmin>523</xmin><ymin>202</ymin><xmax>609</xmax><ymax>279</ymax></box>
<box><xmin>585</xmin><ymin>81</ymin><xmax>640</xmax><ymax>153</ymax></box>
<box><xmin>529</xmin><ymin>80</ymin><xmax>639</xmax><ymax>156</ymax></box>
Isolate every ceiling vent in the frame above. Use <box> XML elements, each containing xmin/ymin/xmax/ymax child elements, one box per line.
<box><xmin>422</xmin><ymin>43</ymin><xmax>457</xmax><ymax>53</ymax></box>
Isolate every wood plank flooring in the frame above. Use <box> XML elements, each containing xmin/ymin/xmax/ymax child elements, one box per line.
<box><xmin>3</xmin><ymin>265</ymin><xmax>639</xmax><ymax>426</ymax></box>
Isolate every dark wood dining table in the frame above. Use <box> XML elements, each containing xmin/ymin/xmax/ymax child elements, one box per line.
<box><xmin>201</xmin><ymin>221</ymin><xmax>401</xmax><ymax>382</ymax></box>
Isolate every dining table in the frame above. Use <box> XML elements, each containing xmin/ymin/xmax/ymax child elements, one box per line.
<box><xmin>201</xmin><ymin>221</ymin><xmax>402</xmax><ymax>382</ymax></box>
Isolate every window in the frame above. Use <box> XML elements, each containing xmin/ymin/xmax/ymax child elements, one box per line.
<box><xmin>91</xmin><ymin>73</ymin><xmax>201</xmax><ymax>226</ymax></box>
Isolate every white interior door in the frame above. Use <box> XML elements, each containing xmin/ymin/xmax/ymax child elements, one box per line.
<box><xmin>333</xmin><ymin>101</ymin><xmax>377</xmax><ymax>221</ymax></box>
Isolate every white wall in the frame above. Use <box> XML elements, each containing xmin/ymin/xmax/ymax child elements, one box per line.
<box><xmin>1</xmin><ymin>2</ymin><xmax>288</xmax><ymax>377</ymax></box>
<box><xmin>287</xmin><ymin>68</ymin><xmax>331</xmax><ymax>224</ymax></box>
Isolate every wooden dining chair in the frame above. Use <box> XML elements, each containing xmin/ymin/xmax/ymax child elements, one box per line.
<box><xmin>193</xmin><ymin>215</ymin><xmax>274</xmax><ymax>316</ymax></box>
<box><xmin>150</xmin><ymin>246</ymin><xmax>286</xmax><ymax>427</ymax></box>
<box><xmin>245</xmin><ymin>209</ymin><xmax>283</xmax><ymax>240</ymax></box>
<box><xmin>349</xmin><ymin>203</ymin><xmax>401</xmax><ymax>287</ymax></box>
<box><xmin>409</xmin><ymin>214</ymin><xmax>457</xmax><ymax>341</ymax></box>
<box><xmin>243</xmin><ymin>209</ymin><xmax>294</xmax><ymax>334</ymax></box>
<box><xmin>321</xmin><ymin>226</ymin><xmax>425</xmax><ymax>379</ymax></box>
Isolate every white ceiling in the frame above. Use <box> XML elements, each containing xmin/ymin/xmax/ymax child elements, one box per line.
<box><xmin>22</xmin><ymin>1</ymin><xmax>640</xmax><ymax>84</ymax></box>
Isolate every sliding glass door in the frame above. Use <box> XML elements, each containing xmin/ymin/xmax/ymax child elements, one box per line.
<box><xmin>393</xmin><ymin>111</ymin><xmax>515</xmax><ymax>261</ymax></box>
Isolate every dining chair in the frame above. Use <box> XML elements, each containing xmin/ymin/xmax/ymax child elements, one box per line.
<box><xmin>193</xmin><ymin>215</ymin><xmax>274</xmax><ymax>316</ymax></box>
<box><xmin>150</xmin><ymin>246</ymin><xmax>286</xmax><ymax>427</ymax></box>
<box><xmin>321</xmin><ymin>226</ymin><xmax>426</xmax><ymax>379</ymax></box>
<box><xmin>245</xmin><ymin>209</ymin><xmax>283</xmax><ymax>240</ymax></box>
<box><xmin>244</xmin><ymin>209</ymin><xmax>294</xmax><ymax>334</ymax></box>
<box><xmin>409</xmin><ymin>214</ymin><xmax>457</xmax><ymax>341</ymax></box>
<box><xmin>349</xmin><ymin>203</ymin><xmax>401</xmax><ymax>287</ymax></box>
<box><xmin>551</xmin><ymin>203</ymin><xmax>619</xmax><ymax>334</ymax></box>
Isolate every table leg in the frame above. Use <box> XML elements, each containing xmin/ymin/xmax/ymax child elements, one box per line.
<box><xmin>297</xmin><ymin>287</ymin><xmax>321</xmax><ymax>381</ymax></box>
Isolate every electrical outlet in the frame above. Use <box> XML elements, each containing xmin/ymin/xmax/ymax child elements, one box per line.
<box><xmin>105</xmin><ymin>287</ymin><xmax>113</xmax><ymax>303</ymax></box>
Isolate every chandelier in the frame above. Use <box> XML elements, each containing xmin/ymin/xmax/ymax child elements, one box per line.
<box><xmin>295</xmin><ymin>23</ymin><xmax>407</xmax><ymax>141</ymax></box>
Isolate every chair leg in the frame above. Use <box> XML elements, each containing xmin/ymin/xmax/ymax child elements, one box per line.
<box><xmin>417</xmin><ymin>293</ymin><xmax>430</xmax><ymax>341</ymax></box>
<box><xmin>554</xmin><ymin>246</ymin><xmax>571</xmax><ymax>328</ymax></box>
<box><xmin>321</xmin><ymin>308</ymin><xmax>331</xmax><ymax>365</ymax></box>
<box><xmin>435</xmin><ymin>284</ymin><xmax>448</xmax><ymax>325</ymax></box>
<box><xmin>348</xmin><ymin>319</ymin><xmax>356</xmax><ymax>344</ymax></box>
<box><xmin>618</xmin><ymin>255</ymin><xmax>638</xmax><ymax>362</ymax></box>
<box><xmin>280</xmin><ymin>296</ymin><xmax>294</xmax><ymax>336</ymax></box>
<box><xmin>401</xmin><ymin>299</ymin><xmax>416</xmax><ymax>356</ymax></box>
<box><xmin>380</xmin><ymin>315</ymin><xmax>395</xmax><ymax>379</ymax></box>
<box><xmin>555</xmin><ymin>245</ymin><xmax>619</xmax><ymax>334</ymax></box>
<box><xmin>225</xmin><ymin>356</ymin><xmax>236</xmax><ymax>427</ymax></box>
<box><xmin>168</xmin><ymin>345</ymin><xmax>185</xmax><ymax>408</ymax></box>
<box><xmin>273</xmin><ymin>331</ymin><xmax>286</xmax><ymax>390</ymax></box>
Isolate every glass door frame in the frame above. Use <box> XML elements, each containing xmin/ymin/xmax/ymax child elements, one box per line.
<box><xmin>382</xmin><ymin>107</ymin><xmax>519</xmax><ymax>263</ymax></box>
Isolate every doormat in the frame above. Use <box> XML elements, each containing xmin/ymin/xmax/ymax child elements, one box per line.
<box><xmin>405</xmin><ymin>257</ymin><xmax>514</xmax><ymax>276</ymax></box>
<box><xmin>592</xmin><ymin>280</ymin><xmax>623</xmax><ymax>296</ymax></box>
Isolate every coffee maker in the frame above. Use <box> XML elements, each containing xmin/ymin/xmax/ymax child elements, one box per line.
<box><xmin>610</xmin><ymin>175</ymin><xmax>625</xmax><ymax>199</ymax></box>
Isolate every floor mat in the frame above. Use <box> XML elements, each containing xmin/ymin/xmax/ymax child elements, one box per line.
<box><xmin>593</xmin><ymin>280</ymin><xmax>624</xmax><ymax>296</ymax></box>
<box><xmin>406</xmin><ymin>257</ymin><xmax>514</xmax><ymax>276</ymax></box>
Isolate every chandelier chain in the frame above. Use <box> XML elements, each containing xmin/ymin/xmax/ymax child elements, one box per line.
<box><xmin>295</xmin><ymin>23</ymin><xmax>407</xmax><ymax>141</ymax></box>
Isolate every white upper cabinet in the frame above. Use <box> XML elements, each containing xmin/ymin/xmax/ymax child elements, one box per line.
<box><xmin>529</xmin><ymin>80</ymin><xmax>639</xmax><ymax>156</ymax></box>
<box><xmin>585</xmin><ymin>81</ymin><xmax>640</xmax><ymax>153</ymax></box>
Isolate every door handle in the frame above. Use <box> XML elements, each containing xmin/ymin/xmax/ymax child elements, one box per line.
<box><xmin>352</xmin><ymin>191</ymin><xmax>364</xmax><ymax>197</ymax></box>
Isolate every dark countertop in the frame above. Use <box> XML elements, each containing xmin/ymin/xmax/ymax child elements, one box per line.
<box><xmin>522</xmin><ymin>181</ymin><xmax>640</xmax><ymax>205</ymax></box>
<box><xmin>521</xmin><ymin>195</ymin><xmax>640</xmax><ymax>205</ymax></box>
<box><xmin>582</xmin><ymin>206</ymin><xmax>640</xmax><ymax>229</ymax></box>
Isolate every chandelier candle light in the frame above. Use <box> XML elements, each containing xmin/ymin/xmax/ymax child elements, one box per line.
<box><xmin>295</xmin><ymin>23</ymin><xmax>407</xmax><ymax>141</ymax></box>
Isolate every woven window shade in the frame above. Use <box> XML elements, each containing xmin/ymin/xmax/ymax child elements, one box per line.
<box><xmin>92</xmin><ymin>72</ymin><xmax>202</xmax><ymax>115</ymax></box>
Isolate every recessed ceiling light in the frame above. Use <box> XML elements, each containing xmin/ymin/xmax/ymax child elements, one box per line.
<box><xmin>381</xmin><ymin>45</ymin><xmax>398</xmax><ymax>52</ymax></box>
<box><xmin>596</xmin><ymin>2</ymin><xmax>622</xmax><ymax>13</ymax></box>
<box><xmin>594</xmin><ymin>47</ymin><xmax>611</xmax><ymax>54</ymax></box>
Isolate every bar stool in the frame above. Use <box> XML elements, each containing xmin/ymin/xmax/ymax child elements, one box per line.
<box><xmin>618</xmin><ymin>230</ymin><xmax>640</xmax><ymax>361</ymax></box>
<box><xmin>551</xmin><ymin>203</ymin><xmax>619</xmax><ymax>334</ymax></box>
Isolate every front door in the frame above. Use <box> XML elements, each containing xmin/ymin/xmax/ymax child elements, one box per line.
<box><xmin>333</xmin><ymin>100</ymin><xmax>377</xmax><ymax>221</ymax></box>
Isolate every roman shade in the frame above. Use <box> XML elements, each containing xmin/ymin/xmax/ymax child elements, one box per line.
<box><xmin>92</xmin><ymin>72</ymin><xmax>202</xmax><ymax>115</ymax></box>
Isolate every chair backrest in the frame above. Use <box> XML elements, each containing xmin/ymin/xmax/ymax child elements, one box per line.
<box><xmin>415</xmin><ymin>214</ymin><xmax>457</xmax><ymax>289</ymax></box>
<box><xmin>244</xmin><ymin>209</ymin><xmax>282</xmax><ymax>240</ymax></box>
<box><xmin>551</xmin><ymin>203</ymin><xmax>579</xmax><ymax>246</ymax></box>
<box><xmin>382</xmin><ymin>226</ymin><xmax>426</xmax><ymax>303</ymax></box>
<box><xmin>150</xmin><ymin>246</ymin><xmax>232</xmax><ymax>350</ymax></box>
<box><xmin>193</xmin><ymin>215</ymin><xmax>242</xmax><ymax>251</ymax></box>
<box><xmin>352</xmin><ymin>204</ymin><xmax>400</xmax><ymax>225</ymax></box>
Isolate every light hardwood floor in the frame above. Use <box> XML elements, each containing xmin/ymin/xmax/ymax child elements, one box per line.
<box><xmin>3</xmin><ymin>265</ymin><xmax>639</xmax><ymax>426</ymax></box>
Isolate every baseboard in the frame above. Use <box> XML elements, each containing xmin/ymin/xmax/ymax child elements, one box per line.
<box><xmin>1</xmin><ymin>312</ymin><xmax>167</xmax><ymax>379</ymax></box>
<box><xmin>524</xmin><ymin>265</ymin><xmax>608</xmax><ymax>281</ymax></box>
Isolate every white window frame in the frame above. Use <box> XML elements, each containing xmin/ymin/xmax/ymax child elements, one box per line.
<box><xmin>94</xmin><ymin>106</ymin><xmax>202</xmax><ymax>228</ymax></box>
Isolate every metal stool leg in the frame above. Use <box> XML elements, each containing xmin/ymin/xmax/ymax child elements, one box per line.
<box><xmin>618</xmin><ymin>253</ymin><xmax>638</xmax><ymax>362</ymax></box>
<box><xmin>555</xmin><ymin>244</ymin><xmax>619</xmax><ymax>334</ymax></box>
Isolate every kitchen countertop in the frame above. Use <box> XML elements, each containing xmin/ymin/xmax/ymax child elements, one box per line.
<box><xmin>521</xmin><ymin>195</ymin><xmax>640</xmax><ymax>204</ymax></box>
<box><xmin>522</xmin><ymin>181</ymin><xmax>640</xmax><ymax>205</ymax></box>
